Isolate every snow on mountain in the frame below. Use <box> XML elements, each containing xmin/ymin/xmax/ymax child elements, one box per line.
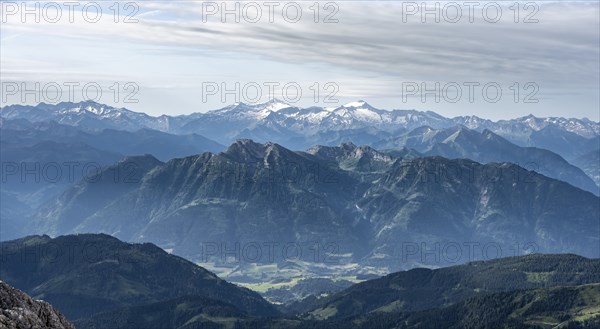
<box><xmin>262</xmin><ymin>99</ymin><xmax>293</xmax><ymax>112</ymax></box>
<box><xmin>343</xmin><ymin>100</ymin><xmax>370</xmax><ymax>108</ymax></box>
<box><xmin>1</xmin><ymin>100</ymin><xmax>598</xmax><ymax>145</ymax></box>
<box><xmin>208</xmin><ymin>99</ymin><xmax>293</xmax><ymax>120</ymax></box>
<box><xmin>0</xmin><ymin>101</ymin><xmax>165</xmax><ymax>131</ymax></box>
<box><xmin>331</xmin><ymin>101</ymin><xmax>384</xmax><ymax>123</ymax></box>
<box><xmin>453</xmin><ymin>114</ymin><xmax>600</xmax><ymax>139</ymax></box>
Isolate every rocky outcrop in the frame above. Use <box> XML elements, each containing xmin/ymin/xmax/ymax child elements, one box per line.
<box><xmin>0</xmin><ymin>281</ymin><xmax>75</xmax><ymax>329</ymax></box>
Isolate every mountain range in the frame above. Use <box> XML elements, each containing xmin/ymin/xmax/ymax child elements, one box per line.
<box><xmin>0</xmin><ymin>118</ymin><xmax>224</xmax><ymax>240</ymax></box>
<box><xmin>29</xmin><ymin>140</ymin><xmax>600</xmax><ymax>280</ymax></box>
<box><xmin>374</xmin><ymin>126</ymin><xmax>598</xmax><ymax>194</ymax></box>
<box><xmin>3</xmin><ymin>100</ymin><xmax>597</xmax><ymax>189</ymax></box>
<box><xmin>2</xmin><ymin>100</ymin><xmax>599</xmax><ymax>328</ymax></box>
<box><xmin>2</xmin><ymin>101</ymin><xmax>599</xmax><ymax>278</ymax></box>
<box><xmin>2</xmin><ymin>100</ymin><xmax>598</xmax><ymax>152</ymax></box>
<box><xmin>0</xmin><ymin>117</ymin><xmax>225</xmax><ymax>161</ymax></box>
<box><xmin>2</xmin><ymin>235</ymin><xmax>599</xmax><ymax>329</ymax></box>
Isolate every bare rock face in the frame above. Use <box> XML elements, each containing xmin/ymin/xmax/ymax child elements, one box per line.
<box><xmin>0</xmin><ymin>281</ymin><xmax>75</xmax><ymax>329</ymax></box>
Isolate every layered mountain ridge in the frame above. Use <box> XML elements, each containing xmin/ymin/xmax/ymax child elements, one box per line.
<box><xmin>375</xmin><ymin>126</ymin><xmax>599</xmax><ymax>194</ymax></box>
<box><xmin>4</xmin><ymin>239</ymin><xmax>597</xmax><ymax>329</ymax></box>
<box><xmin>2</xmin><ymin>100</ymin><xmax>598</xmax><ymax>147</ymax></box>
<box><xmin>31</xmin><ymin>140</ymin><xmax>600</xmax><ymax>280</ymax></box>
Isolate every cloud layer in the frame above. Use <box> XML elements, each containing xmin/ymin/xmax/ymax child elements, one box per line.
<box><xmin>1</xmin><ymin>1</ymin><xmax>598</xmax><ymax>120</ymax></box>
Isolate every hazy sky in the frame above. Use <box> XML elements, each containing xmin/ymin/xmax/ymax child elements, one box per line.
<box><xmin>1</xmin><ymin>1</ymin><xmax>599</xmax><ymax>120</ymax></box>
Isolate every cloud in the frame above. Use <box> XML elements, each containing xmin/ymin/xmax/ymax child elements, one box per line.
<box><xmin>110</xmin><ymin>1</ymin><xmax>598</xmax><ymax>85</ymax></box>
<box><xmin>1</xmin><ymin>1</ymin><xmax>598</xmax><ymax>119</ymax></box>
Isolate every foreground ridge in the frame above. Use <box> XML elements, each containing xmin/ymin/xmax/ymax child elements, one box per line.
<box><xmin>0</xmin><ymin>280</ymin><xmax>75</xmax><ymax>329</ymax></box>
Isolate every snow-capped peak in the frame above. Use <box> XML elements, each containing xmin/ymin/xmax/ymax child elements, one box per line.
<box><xmin>342</xmin><ymin>100</ymin><xmax>370</xmax><ymax>108</ymax></box>
<box><xmin>208</xmin><ymin>99</ymin><xmax>292</xmax><ymax>120</ymax></box>
<box><xmin>258</xmin><ymin>98</ymin><xmax>291</xmax><ymax>112</ymax></box>
<box><xmin>61</xmin><ymin>101</ymin><xmax>114</xmax><ymax>116</ymax></box>
<box><xmin>329</xmin><ymin>100</ymin><xmax>383</xmax><ymax>123</ymax></box>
